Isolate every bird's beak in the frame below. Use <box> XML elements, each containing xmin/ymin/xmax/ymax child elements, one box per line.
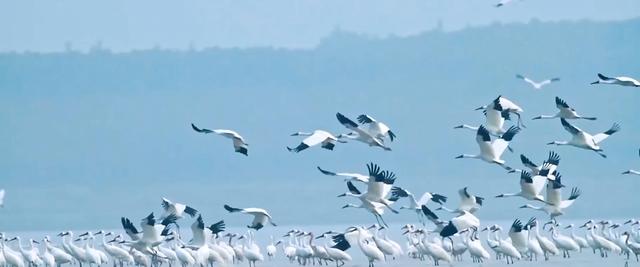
<box><xmin>105</xmin><ymin>232</ymin><xmax>112</xmax><ymax>237</ymax></box>
<box><xmin>337</xmin><ymin>193</ymin><xmax>346</xmax><ymax>197</ymax></box>
<box><xmin>564</xmin><ymin>225</ymin><xmax>571</xmax><ymax>229</ymax></box>
<box><xmin>474</xmin><ymin>106</ymin><xmax>485</xmax><ymax>111</ymax></box>
<box><xmin>341</xmin><ymin>205</ymin><xmax>350</xmax><ymax>209</ymax></box>
<box><xmin>33</xmin><ymin>240</ymin><xmax>40</xmax><ymax>244</ymax></box>
<box><xmin>79</xmin><ymin>232</ymin><xmax>88</xmax><ymax>237</ymax></box>
<box><xmin>546</xmin><ymin>142</ymin><xmax>555</xmax><ymax>145</ymax></box>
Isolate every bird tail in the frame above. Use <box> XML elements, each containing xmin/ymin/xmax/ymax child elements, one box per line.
<box><xmin>223</xmin><ymin>205</ymin><xmax>242</xmax><ymax>213</ymax></box>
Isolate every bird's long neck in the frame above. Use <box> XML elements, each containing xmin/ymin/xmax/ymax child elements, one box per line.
<box><xmin>535</xmin><ymin>114</ymin><xmax>559</xmax><ymax>120</ymax></box>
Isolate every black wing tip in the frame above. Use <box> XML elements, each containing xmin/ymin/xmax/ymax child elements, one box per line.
<box><xmin>356</xmin><ymin>114</ymin><xmax>374</xmax><ymax>124</ymax></box>
<box><xmin>421</xmin><ymin>205</ymin><xmax>438</xmax><ymax>220</ymax></box>
<box><xmin>184</xmin><ymin>206</ymin><xmax>198</xmax><ymax>217</ymax></box>
<box><xmin>605</xmin><ymin>123</ymin><xmax>621</xmax><ymax>135</ymax></box>
<box><xmin>224</xmin><ymin>204</ymin><xmax>242</xmax><ymax>213</ymax></box>
<box><xmin>346</xmin><ymin>181</ymin><xmax>361</xmax><ymax>195</ymax></box>
<box><xmin>236</xmin><ymin>146</ymin><xmax>249</xmax><ymax>156</ymax></box>
<box><xmin>432</xmin><ymin>193</ymin><xmax>448</xmax><ymax>204</ymax></box>
<box><xmin>502</xmin><ymin>126</ymin><xmax>521</xmax><ymax>141</ymax></box>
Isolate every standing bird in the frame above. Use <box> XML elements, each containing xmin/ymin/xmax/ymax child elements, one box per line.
<box><xmin>287</xmin><ymin>130</ymin><xmax>345</xmax><ymax>153</ymax></box>
<box><xmin>547</xmin><ymin>119</ymin><xmax>620</xmax><ymax>158</ymax></box>
<box><xmin>456</xmin><ymin>125</ymin><xmax>521</xmax><ymax>170</ymax></box>
<box><xmin>356</xmin><ymin>114</ymin><xmax>396</xmax><ymax>143</ymax></box>
<box><xmin>532</xmin><ymin>97</ymin><xmax>597</xmax><ymax>120</ymax></box>
<box><xmin>160</xmin><ymin>197</ymin><xmax>198</xmax><ymax>220</ymax></box>
<box><xmin>591</xmin><ymin>73</ymin><xmax>640</xmax><ymax>87</ymax></box>
<box><xmin>191</xmin><ymin>123</ymin><xmax>248</xmax><ymax>156</ymax></box>
<box><xmin>516</xmin><ymin>74</ymin><xmax>560</xmax><ymax>90</ymax></box>
<box><xmin>622</xmin><ymin>149</ymin><xmax>640</xmax><ymax>176</ymax></box>
<box><xmin>223</xmin><ymin>205</ymin><xmax>276</xmax><ymax>230</ymax></box>
<box><xmin>335</xmin><ymin>113</ymin><xmax>391</xmax><ymax>151</ymax></box>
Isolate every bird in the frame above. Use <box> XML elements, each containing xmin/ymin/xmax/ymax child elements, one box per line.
<box><xmin>520</xmin><ymin>177</ymin><xmax>581</xmax><ymax>218</ymax></box>
<box><xmin>622</xmin><ymin>149</ymin><xmax>640</xmax><ymax>176</ymax></box>
<box><xmin>335</xmin><ymin>113</ymin><xmax>391</xmax><ymax>151</ymax></box>
<box><xmin>0</xmin><ymin>189</ymin><xmax>4</xmax><ymax>207</ymax></box>
<box><xmin>516</xmin><ymin>74</ymin><xmax>560</xmax><ymax>89</ymax></box>
<box><xmin>456</xmin><ymin>125</ymin><xmax>521</xmax><ymax>170</ymax></box>
<box><xmin>287</xmin><ymin>130</ymin><xmax>345</xmax><ymax>153</ymax></box>
<box><xmin>421</xmin><ymin>206</ymin><xmax>480</xmax><ymax>238</ymax></box>
<box><xmin>508</xmin><ymin>151</ymin><xmax>561</xmax><ymax>179</ymax></box>
<box><xmin>591</xmin><ymin>73</ymin><xmax>640</xmax><ymax>87</ymax></box>
<box><xmin>191</xmin><ymin>123</ymin><xmax>248</xmax><ymax>156</ymax></box>
<box><xmin>532</xmin><ymin>97</ymin><xmax>597</xmax><ymax>120</ymax></box>
<box><xmin>340</xmin><ymin>181</ymin><xmax>396</xmax><ymax>227</ymax></box>
<box><xmin>160</xmin><ymin>197</ymin><xmax>198</xmax><ymax>220</ymax></box>
<box><xmin>495</xmin><ymin>0</ymin><xmax>515</xmax><ymax>7</ymax></box>
<box><xmin>316</xmin><ymin>166</ymin><xmax>370</xmax><ymax>183</ymax></box>
<box><xmin>455</xmin><ymin>95</ymin><xmax>512</xmax><ymax>136</ymax></box>
<box><xmin>356</xmin><ymin>114</ymin><xmax>396</xmax><ymax>143</ymax></box>
<box><xmin>223</xmin><ymin>205</ymin><xmax>276</xmax><ymax>230</ymax></box>
<box><xmin>547</xmin><ymin>118</ymin><xmax>620</xmax><ymax>158</ymax></box>
<box><xmin>391</xmin><ymin>186</ymin><xmax>447</xmax><ymax>224</ymax></box>
<box><xmin>436</xmin><ymin>187</ymin><xmax>484</xmax><ymax>214</ymax></box>
<box><xmin>476</xmin><ymin>95</ymin><xmax>526</xmax><ymax>128</ymax></box>
<box><xmin>508</xmin><ymin>218</ymin><xmax>535</xmax><ymax>256</ymax></box>
<box><xmin>495</xmin><ymin>169</ymin><xmax>549</xmax><ymax>203</ymax></box>
<box><xmin>120</xmin><ymin>213</ymin><xmax>177</xmax><ymax>254</ymax></box>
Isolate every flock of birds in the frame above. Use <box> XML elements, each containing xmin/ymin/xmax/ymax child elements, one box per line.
<box><xmin>1</xmin><ymin>72</ymin><xmax>640</xmax><ymax>267</ymax></box>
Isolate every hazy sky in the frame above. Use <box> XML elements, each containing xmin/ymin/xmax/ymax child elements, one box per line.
<box><xmin>1</xmin><ymin>1</ymin><xmax>640</xmax><ymax>232</ymax></box>
<box><xmin>1</xmin><ymin>0</ymin><xmax>639</xmax><ymax>52</ymax></box>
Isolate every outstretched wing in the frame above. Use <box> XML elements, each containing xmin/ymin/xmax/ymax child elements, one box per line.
<box><xmin>357</xmin><ymin>114</ymin><xmax>376</xmax><ymax>124</ymax></box>
<box><xmin>555</xmin><ymin>97</ymin><xmax>571</xmax><ymax>109</ymax></box>
<box><xmin>316</xmin><ymin>166</ymin><xmax>369</xmax><ymax>183</ymax></box>
<box><xmin>191</xmin><ymin>123</ymin><xmax>214</xmax><ymax>134</ymax></box>
<box><xmin>346</xmin><ymin>181</ymin><xmax>362</xmax><ymax>195</ymax></box>
<box><xmin>593</xmin><ymin>123</ymin><xmax>621</xmax><ymax>144</ymax></box>
<box><xmin>560</xmin><ymin>118</ymin><xmax>582</xmax><ymax>135</ymax></box>
<box><xmin>519</xmin><ymin>154</ymin><xmax>538</xmax><ymax>170</ymax></box>
<box><xmin>492</xmin><ymin>126</ymin><xmax>520</xmax><ymax>157</ymax></box>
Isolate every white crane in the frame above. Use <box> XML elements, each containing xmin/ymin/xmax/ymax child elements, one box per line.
<box><xmin>160</xmin><ymin>197</ymin><xmax>198</xmax><ymax>220</ymax></box>
<box><xmin>335</xmin><ymin>113</ymin><xmax>391</xmax><ymax>151</ymax></box>
<box><xmin>339</xmin><ymin>181</ymin><xmax>396</xmax><ymax>227</ymax></box>
<box><xmin>491</xmin><ymin>225</ymin><xmax>522</xmax><ymax>264</ymax></box>
<box><xmin>547</xmin><ymin>222</ymin><xmax>580</xmax><ymax>258</ymax></box>
<box><xmin>509</xmin><ymin>218</ymin><xmax>535</xmax><ymax>256</ymax></box>
<box><xmin>591</xmin><ymin>73</ymin><xmax>640</xmax><ymax>87</ymax></box>
<box><xmin>224</xmin><ymin>205</ymin><xmax>276</xmax><ymax>230</ymax></box>
<box><xmin>508</xmin><ymin>151</ymin><xmax>560</xmax><ymax>180</ymax></box>
<box><xmin>391</xmin><ymin>186</ymin><xmax>447</xmax><ymax>224</ymax></box>
<box><xmin>455</xmin><ymin>95</ymin><xmax>511</xmax><ymax>136</ymax></box>
<box><xmin>476</xmin><ymin>95</ymin><xmax>526</xmax><ymax>128</ymax></box>
<box><xmin>355</xmin><ymin>114</ymin><xmax>396</xmax><ymax>143</ymax></box>
<box><xmin>43</xmin><ymin>236</ymin><xmax>74</xmax><ymax>266</ymax></box>
<box><xmin>316</xmin><ymin>166</ymin><xmax>370</xmax><ymax>183</ymax></box>
<box><xmin>531</xmin><ymin>220</ymin><xmax>559</xmax><ymax>260</ymax></box>
<box><xmin>456</xmin><ymin>125</ymin><xmax>520</xmax><ymax>170</ymax></box>
<box><xmin>120</xmin><ymin>213</ymin><xmax>177</xmax><ymax>254</ymax></box>
<box><xmin>436</xmin><ymin>187</ymin><xmax>483</xmax><ymax>214</ymax></box>
<box><xmin>520</xmin><ymin>178</ymin><xmax>581</xmax><ymax>218</ymax></box>
<box><xmin>421</xmin><ymin>206</ymin><xmax>480</xmax><ymax>238</ymax></box>
<box><xmin>315</xmin><ymin>232</ymin><xmax>352</xmax><ymax>266</ymax></box>
<box><xmin>288</xmin><ymin>130</ymin><xmax>345</xmax><ymax>152</ymax></box>
<box><xmin>516</xmin><ymin>74</ymin><xmax>560</xmax><ymax>89</ymax></box>
<box><xmin>564</xmin><ymin>224</ymin><xmax>589</xmax><ymax>251</ymax></box>
<box><xmin>532</xmin><ymin>97</ymin><xmax>597</xmax><ymax>120</ymax></box>
<box><xmin>548</xmin><ymin>118</ymin><xmax>620</xmax><ymax>158</ymax></box>
<box><xmin>495</xmin><ymin>169</ymin><xmax>548</xmax><ymax>203</ymax></box>
<box><xmin>348</xmin><ymin>227</ymin><xmax>384</xmax><ymax>267</ymax></box>
<box><xmin>1</xmin><ymin>234</ymin><xmax>25</xmax><ymax>267</ymax></box>
<box><xmin>191</xmin><ymin>123</ymin><xmax>249</xmax><ymax>156</ymax></box>
<box><xmin>622</xmin><ymin>149</ymin><xmax>640</xmax><ymax>176</ymax></box>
